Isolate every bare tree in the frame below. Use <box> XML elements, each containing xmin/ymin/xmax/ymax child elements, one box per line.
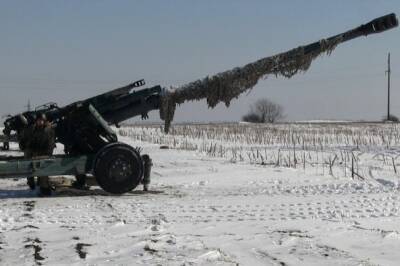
<box><xmin>242</xmin><ymin>98</ymin><xmax>284</xmax><ymax>123</ymax></box>
<box><xmin>382</xmin><ymin>114</ymin><xmax>399</xmax><ymax>122</ymax></box>
<box><xmin>242</xmin><ymin>112</ymin><xmax>262</xmax><ymax>123</ymax></box>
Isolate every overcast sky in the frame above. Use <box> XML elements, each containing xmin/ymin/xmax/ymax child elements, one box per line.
<box><xmin>0</xmin><ymin>0</ymin><xmax>399</xmax><ymax>123</ymax></box>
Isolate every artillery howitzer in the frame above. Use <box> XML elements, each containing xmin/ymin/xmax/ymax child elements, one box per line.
<box><xmin>0</xmin><ymin>13</ymin><xmax>397</xmax><ymax>194</ymax></box>
<box><xmin>1</xmin><ymin>79</ymin><xmax>159</xmax><ymax>194</ymax></box>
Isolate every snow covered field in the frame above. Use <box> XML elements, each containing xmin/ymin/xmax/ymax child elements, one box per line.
<box><xmin>1</xmin><ymin>122</ymin><xmax>400</xmax><ymax>265</ymax></box>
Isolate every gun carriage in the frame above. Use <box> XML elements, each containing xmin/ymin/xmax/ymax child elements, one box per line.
<box><xmin>0</xmin><ymin>80</ymin><xmax>159</xmax><ymax>194</ymax></box>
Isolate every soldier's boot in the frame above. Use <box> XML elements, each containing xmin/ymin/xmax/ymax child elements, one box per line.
<box><xmin>27</xmin><ymin>177</ymin><xmax>36</xmax><ymax>190</ymax></box>
<box><xmin>38</xmin><ymin>176</ymin><xmax>52</xmax><ymax>196</ymax></box>
<box><xmin>141</xmin><ymin>155</ymin><xmax>152</xmax><ymax>192</ymax></box>
<box><xmin>72</xmin><ymin>174</ymin><xmax>89</xmax><ymax>190</ymax></box>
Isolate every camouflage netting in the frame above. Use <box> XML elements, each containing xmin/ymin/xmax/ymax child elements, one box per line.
<box><xmin>160</xmin><ymin>36</ymin><xmax>343</xmax><ymax>133</ymax></box>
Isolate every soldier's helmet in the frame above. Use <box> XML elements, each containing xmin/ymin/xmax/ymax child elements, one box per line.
<box><xmin>38</xmin><ymin>113</ymin><xmax>47</xmax><ymax>121</ymax></box>
<box><xmin>35</xmin><ymin>113</ymin><xmax>47</xmax><ymax>128</ymax></box>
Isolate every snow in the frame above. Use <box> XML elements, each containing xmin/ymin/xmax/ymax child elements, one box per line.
<box><xmin>1</xmin><ymin>123</ymin><xmax>400</xmax><ymax>265</ymax></box>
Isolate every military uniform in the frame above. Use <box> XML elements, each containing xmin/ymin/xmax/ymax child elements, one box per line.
<box><xmin>22</xmin><ymin>116</ymin><xmax>55</xmax><ymax>195</ymax></box>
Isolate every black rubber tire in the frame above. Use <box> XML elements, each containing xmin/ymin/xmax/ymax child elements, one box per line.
<box><xmin>93</xmin><ymin>143</ymin><xmax>144</xmax><ymax>194</ymax></box>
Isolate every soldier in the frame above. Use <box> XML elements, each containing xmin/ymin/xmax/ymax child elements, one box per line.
<box><xmin>22</xmin><ymin>113</ymin><xmax>55</xmax><ymax>196</ymax></box>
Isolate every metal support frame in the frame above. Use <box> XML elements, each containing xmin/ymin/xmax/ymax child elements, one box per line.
<box><xmin>0</xmin><ymin>154</ymin><xmax>93</xmax><ymax>179</ymax></box>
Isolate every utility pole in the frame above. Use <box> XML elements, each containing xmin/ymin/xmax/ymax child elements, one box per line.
<box><xmin>386</xmin><ymin>52</ymin><xmax>391</xmax><ymax>121</ymax></box>
<box><xmin>25</xmin><ymin>100</ymin><xmax>31</xmax><ymax>112</ymax></box>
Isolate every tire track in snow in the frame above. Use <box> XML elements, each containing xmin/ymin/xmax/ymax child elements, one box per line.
<box><xmin>145</xmin><ymin>193</ymin><xmax>400</xmax><ymax>223</ymax></box>
<box><xmin>204</xmin><ymin>181</ymin><xmax>400</xmax><ymax>198</ymax></box>
<box><xmin>253</xmin><ymin>249</ymin><xmax>288</xmax><ymax>266</ymax></box>
<box><xmin>262</xmin><ymin>229</ymin><xmax>375</xmax><ymax>265</ymax></box>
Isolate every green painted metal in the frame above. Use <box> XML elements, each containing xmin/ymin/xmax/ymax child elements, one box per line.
<box><xmin>0</xmin><ymin>154</ymin><xmax>94</xmax><ymax>179</ymax></box>
<box><xmin>88</xmin><ymin>104</ymin><xmax>117</xmax><ymax>142</ymax></box>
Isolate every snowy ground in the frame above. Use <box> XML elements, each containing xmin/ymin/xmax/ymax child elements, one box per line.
<box><xmin>1</xmin><ymin>124</ymin><xmax>400</xmax><ymax>265</ymax></box>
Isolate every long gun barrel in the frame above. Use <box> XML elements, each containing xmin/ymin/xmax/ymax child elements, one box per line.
<box><xmin>160</xmin><ymin>13</ymin><xmax>398</xmax><ymax>132</ymax></box>
<box><xmin>2</xmin><ymin>13</ymin><xmax>398</xmax><ymax>147</ymax></box>
<box><xmin>305</xmin><ymin>13</ymin><xmax>398</xmax><ymax>54</ymax></box>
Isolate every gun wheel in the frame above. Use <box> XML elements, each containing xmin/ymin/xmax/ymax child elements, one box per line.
<box><xmin>94</xmin><ymin>143</ymin><xmax>144</xmax><ymax>194</ymax></box>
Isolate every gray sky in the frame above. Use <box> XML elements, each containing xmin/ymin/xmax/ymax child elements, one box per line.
<box><xmin>0</xmin><ymin>0</ymin><xmax>399</xmax><ymax>123</ymax></box>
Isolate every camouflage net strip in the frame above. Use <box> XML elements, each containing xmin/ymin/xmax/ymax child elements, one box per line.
<box><xmin>160</xmin><ymin>36</ymin><xmax>343</xmax><ymax>133</ymax></box>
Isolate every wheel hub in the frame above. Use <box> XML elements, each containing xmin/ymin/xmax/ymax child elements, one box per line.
<box><xmin>108</xmin><ymin>157</ymin><xmax>132</xmax><ymax>182</ymax></box>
